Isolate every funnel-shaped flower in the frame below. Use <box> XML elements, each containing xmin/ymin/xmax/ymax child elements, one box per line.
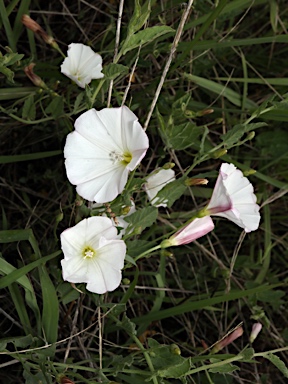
<box><xmin>60</xmin><ymin>216</ymin><xmax>126</xmax><ymax>294</ymax></box>
<box><xmin>64</xmin><ymin>106</ymin><xmax>149</xmax><ymax>203</ymax></box>
<box><xmin>161</xmin><ymin>216</ymin><xmax>214</xmax><ymax>247</ymax></box>
<box><xmin>61</xmin><ymin>43</ymin><xmax>104</xmax><ymax>88</ymax></box>
<box><xmin>206</xmin><ymin>163</ymin><xmax>260</xmax><ymax>232</ymax></box>
<box><xmin>144</xmin><ymin>168</ymin><xmax>175</xmax><ymax>207</ymax></box>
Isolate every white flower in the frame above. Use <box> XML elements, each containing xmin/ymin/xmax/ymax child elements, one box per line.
<box><xmin>144</xmin><ymin>168</ymin><xmax>175</xmax><ymax>207</ymax></box>
<box><xmin>206</xmin><ymin>163</ymin><xmax>260</xmax><ymax>232</ymax></box>
<box><xmin>161</xmin><ymin>216</ymin><xmax>214</xmax><ymax>247</ymax></box>
<box><xmin>60</xmin><ymin>43</ymin><xmax>104</xmax><ymax>88</ymax></box>
<box><xmin>64</xmin><ymin>106</ymin><xmax>149</xmax><ymax>203</ymax></box>
<box><xmin>114</xmin><ymin>203</ymin><xmax>136</xmax><ymax>237</ymax></box>
<box><xmin>60</xmin><ymin>216</ymin><xmax>126</xmax><ymax>294</ymax></box>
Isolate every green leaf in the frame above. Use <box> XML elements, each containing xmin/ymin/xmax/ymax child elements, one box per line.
<box><xmin>0</xmin><ymin>64</ymin><xmax>14</xmax><ymax>82</ymax></box>
<box><xmin>125</xmin><ymin>206</ymin><xmax>158</xmax><ymax>234</ymax></box>
<box><xmin>221</xmin><ymin>122</ymin><xmax>267</xmax><ymax>147</ymax></box>
<box><xmin>132</xmin><ymin>283</ymin><xmax>282</xmax><ymax>324</ymax></box>
<box><xmin>126</xmin><ymin>0</ymin><xmax>154</xmax><ymax>37</ymax></box>
<box><xmin>165</xmin><ymin>122</ymin><xmax>204</xmax><ymax>150</ymax></box>
<box><xmin>45</xmin><ymin>96</ymin><xmax>64</xmax><ymax>118</ymax></box>
<box><xmin>57</xmin><ymin>282</ymin><xmax>80</xmax><ymax>305</ymax></box>
<box><xmin>115</xmin><ymin>313</ymin><xmax>137</xmax><ymax>336</ymax></box>
<box><xmin>2</xmin><ymin>52</ymin><xmax>24</xmax><ymax>66</ymax></box>
<box><xmin>127</xmin><ymin>240</ymin><xmax>153</xmax><ymax>258</ymax></box>
<box><xmin>264</xmin><ymin>353</ymin><xmax>288</xmax><ymax>378</ymax></box>
<box><xmin>155</xmin><ymin>177</ymin><xmax>187</xmax><ymax>208</ymax></box>
<box><xmin>240</xmin><ymin>347</ymin><xmax>255</xmax><ymax>360</ymax></box>
<box><xmin>0</xmin><ymin>257</ymin><xmax>41</xmax><ymax>334</ymax></box>
<box><xmin>39</xmin><ymin>264</ymin><xmax>59</xmax><ymax>347</ymax></box>
<box><xmin>72</xmin><ymin>92</ymin><xmax>84</xmax><ymax>114</ymax></box>
<box><xmin>148</xmin><ymin>339</ymin><xmax>192</xmax><ymax>379</ymax></box>
<box><xmin>121</xmin><ymin>26</ymin><xmax>174</xmax><ymax>55</ymax></box>
<box><xmin>102</xmin><ymin>63</ymin><xmax>129</xmax><ymax>80</ymax></box>
<box><xmin>22</xmin><ymin>94</ymin><xmax>36</xmax><ymax>120</ymax></box>
<box><xmin>1</xmin><ymin>334</ymin><xmax>34</xmax><ymax>348</ymax></box>
<box><xmin>0</xmin><ymin>252</ymin><xmax>59</xmax><ymax>289</ymax></box>
<box><xmin>209</xmin><ymin>363</ymin><xmax>240</xmax><ymax>373</ymax></box>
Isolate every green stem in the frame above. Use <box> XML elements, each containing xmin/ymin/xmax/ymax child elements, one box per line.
<box><xmin>187</xmin><ymin>354</ymin><xmax>244</xmax><ymax>375</ymax></box>
<box><xmin>134</xmin><ymin>245</ymin><xmax>162</xmax><ymax>262</ymax></box>
<box><xmin>130</xmin><ymin>334</ymin><xmax>159</xmax><ymax>384</ymax></box>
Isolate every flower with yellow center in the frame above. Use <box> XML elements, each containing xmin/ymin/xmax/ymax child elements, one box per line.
<box><xmin>64</xmin><ymin>106</ymin><xmax>149</xmax><ymax>203</ymax></box>
<box><xmin>60</xmin><ymin>43</ymin><xmax>104</xmax><ymax>88</ymax></box>
<box><xmin>60</xmin><ymin>216</ymin><xmax>126</xmax><ymax>294</ymax></box>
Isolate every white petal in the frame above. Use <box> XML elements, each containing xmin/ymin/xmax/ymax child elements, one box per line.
<box><xmin>64</xmin><ymin>107</ymin><xmax>149</xmax><ymax>203</ymax></box>
<box><xmin>145</xmin><ymin>168</ymin><xmax>175</xmax><ymax>207</ymax></box>
<box><xmin>60</xmin><ymin>217</ymin><xmax>126</xmax><ymax>293</ymax></box>
<box><xmin>207</xmin><ymin>163</ymin><xmax>260</xmax><ymax>232</ymax></box>
<box><xmin>86</xmin><ymin>239</ymin><xmax>126</xmax><ymax>293</ymax></box>
<box><xmin>60</xmin><ymin>43</ymin><xmax>103</xmax><ymax>88</ymax></box>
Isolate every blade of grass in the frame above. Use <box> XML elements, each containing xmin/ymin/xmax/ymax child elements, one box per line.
<box><xmin>183</xmin><ymin>73</ymin><xmax>257</xmax><ymax>109</ymax></box>
<box><xmin>0</xmin><ymin>251</ymin><xmax>60</xmax><ymax>289</ymax></box>
<box><xmin>0</xmin><ymin>257</ymin><xmax>42</xmax><ymax>335</ymax></box>
<box><xmin>0</xmin><ymin>0</ymin><xmax>16</xmax><ymax>51</ymax></box>
<box><xmin>8</xmin><ymin>283</ymin><xmax>32</xmax><ymax>335</ymax></box>
<box><xmin>12</xmin><ymin>0</ymin><xmax>31</xmax><ymax>44</ymax></box>
<box><xmin>132</xmin><ymin>283</ymin><xmax>281</xmax><ymax>324</ymax></box>
<box><xmin>38</xmin><ymin>265</ymin><xmax>59</xmax><ymax>347</ymax></box>
<box><xmin>0</xmin><ymin>0</ymin><xmax>19</xmax><ymax>29</ymax></box>
<box><xmin>0</xmin><ymin>150</ymin><xmax>62</xmax><ymax>164</ymax></box>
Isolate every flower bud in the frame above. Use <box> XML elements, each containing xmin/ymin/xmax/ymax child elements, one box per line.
<box><xmin>24</xmin><ymin>63</ymin><xmax>47</xmax><ymax>88</ymax></box>
<box><xmin>212</xmin><ymin>326</ymin><xmax>243</xmax><ymax>353</ymax></box>
<box><xmin>21</xmin><ymin>14</ymin><xmax>59</xmax><ymax>50</ymax></box>
<box><xmin>21</xmin><ymin>14</ymin><xmax>43</xmax><ymax>33</ymax></box>
<box><xmin>185</xmin><ymin>178</ymin><xmax>208</xmax><ymax>186</ymax></box>
<box><xmin>196</xmin><ymin>108</ymin><xmax>214</xmax><ymax>117</ymax></box>
<box><xmin>210</xmin><ymin>148</ymin><xmax>227</xmax><ymax>159</ymax></box>
<box><xmin>249</xmin><ymin>323</ymin><xmax>262</xmax><ymax>343</ymax></box>
<box><xmin>246</xmin><ymin>131</ymin><xmax>255</xmax><ymax>140</ymax></box>
<box><xmin>170</xmin><ymin>344</ymin><xmax>181</xmax><ymax>355</ymax></box>
<box><xmin>162</xmin><ymin>162</ymin><xmax>175</xmax><ymax>170</ymax></box>
<box><xmin>161</xmin><ymin>216</ymin><xmax>214</xmax><ymax>247</ymax></box>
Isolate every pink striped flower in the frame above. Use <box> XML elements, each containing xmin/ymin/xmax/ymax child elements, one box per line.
<box><xmin>206</xmin><ymin>163</ymin><xmax>260</xmax><ymax>232</ymax></box>
<box><xmin>161</xmin><ymin>216</ymin><xmax>214</xmax><ymax>247</ymax></box>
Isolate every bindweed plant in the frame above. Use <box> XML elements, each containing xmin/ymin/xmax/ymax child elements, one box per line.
<box><xmin>1</xmin><ymin>1</ymin><xmax>288</xmax><ymax>383</ymax></box>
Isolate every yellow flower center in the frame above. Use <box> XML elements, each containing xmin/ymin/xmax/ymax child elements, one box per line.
<box><xmin>109</xmin><ymin>150</ymin><xmax>132</xmax><ymax>165</ymax></box>
<box><xmin>82</xmin><ymin>246</ymin><xmax>96</xmax><ymax>259</ymax></box>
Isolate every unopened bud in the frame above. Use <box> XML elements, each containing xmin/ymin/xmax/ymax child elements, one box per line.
<box><xmin>162</xmin><ymin>162</ymin><xmax>175</xmax><ymax>170</ymax></box>
<box><xmin>185</xmin><ymin>178</ymin><xmax>208</xmax><ymax>186</ymax></box>
<box><xmin>24</xmin><ymin>63</ymin><xmax>47</xmax><ymax>88</ymax></box>
<box><xmin>210</xmin><ymin>148</ymin><xmax>227</xmax><ymax>159</ymax></box>
<box><xmin>57</xmin><ymin>374</ymin><xmax>75</xmax><ymax>384</ymax></box>
<box><xmin>196</xmin><ymin>108</ymin><xmax>214</xmax><ymax>117</ymax></box>
<box><xmin>21</xmin><ymin>14</ymin><xmax>43</xmax><ymax>34</ymax></box>
<box><xmin>184</xmin><ymin>110</ymin><xmax>197</xmax><ymax>118</ymax></box>
<box><xmin>214</xmin><ymin>118</ymin><xmax>223</xmax><ymax>124</ymax></box>
<box><xmin>212</xmin><ymin>326</ymin><xmax>243</xmax><ymax>353</ymax></box>
<box><xmin>246</xmin><ymin>131</ymin><xmax>255</xmax><ymax>140</ymax></box>
<box><xmin>243</xmin><ymin>169</ymin><xmax>256</xmax><ymax>177</ymax></box>
<box><xmin>21</xmin><ymin>14</ymin><xmax>59</xmax><ymax>50</ymax></box>
<box><xmin>249</xmin><ymin>323</ymin><xmax>262</xmax><ymax>343</ymax></box>
<box><xmin>121</xmin><ymin>205</ymin><xmax>132</xmax><ymax>215</ymax></box>
<box><xmin>160</xmin><ymin>249</ymin><xmax>174</xmax><ymax>258</ymax></box>
<box><xmin>170</xmin><ymin>344</ymin><xmax>181</xmax><ymax>355</ymax></box>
